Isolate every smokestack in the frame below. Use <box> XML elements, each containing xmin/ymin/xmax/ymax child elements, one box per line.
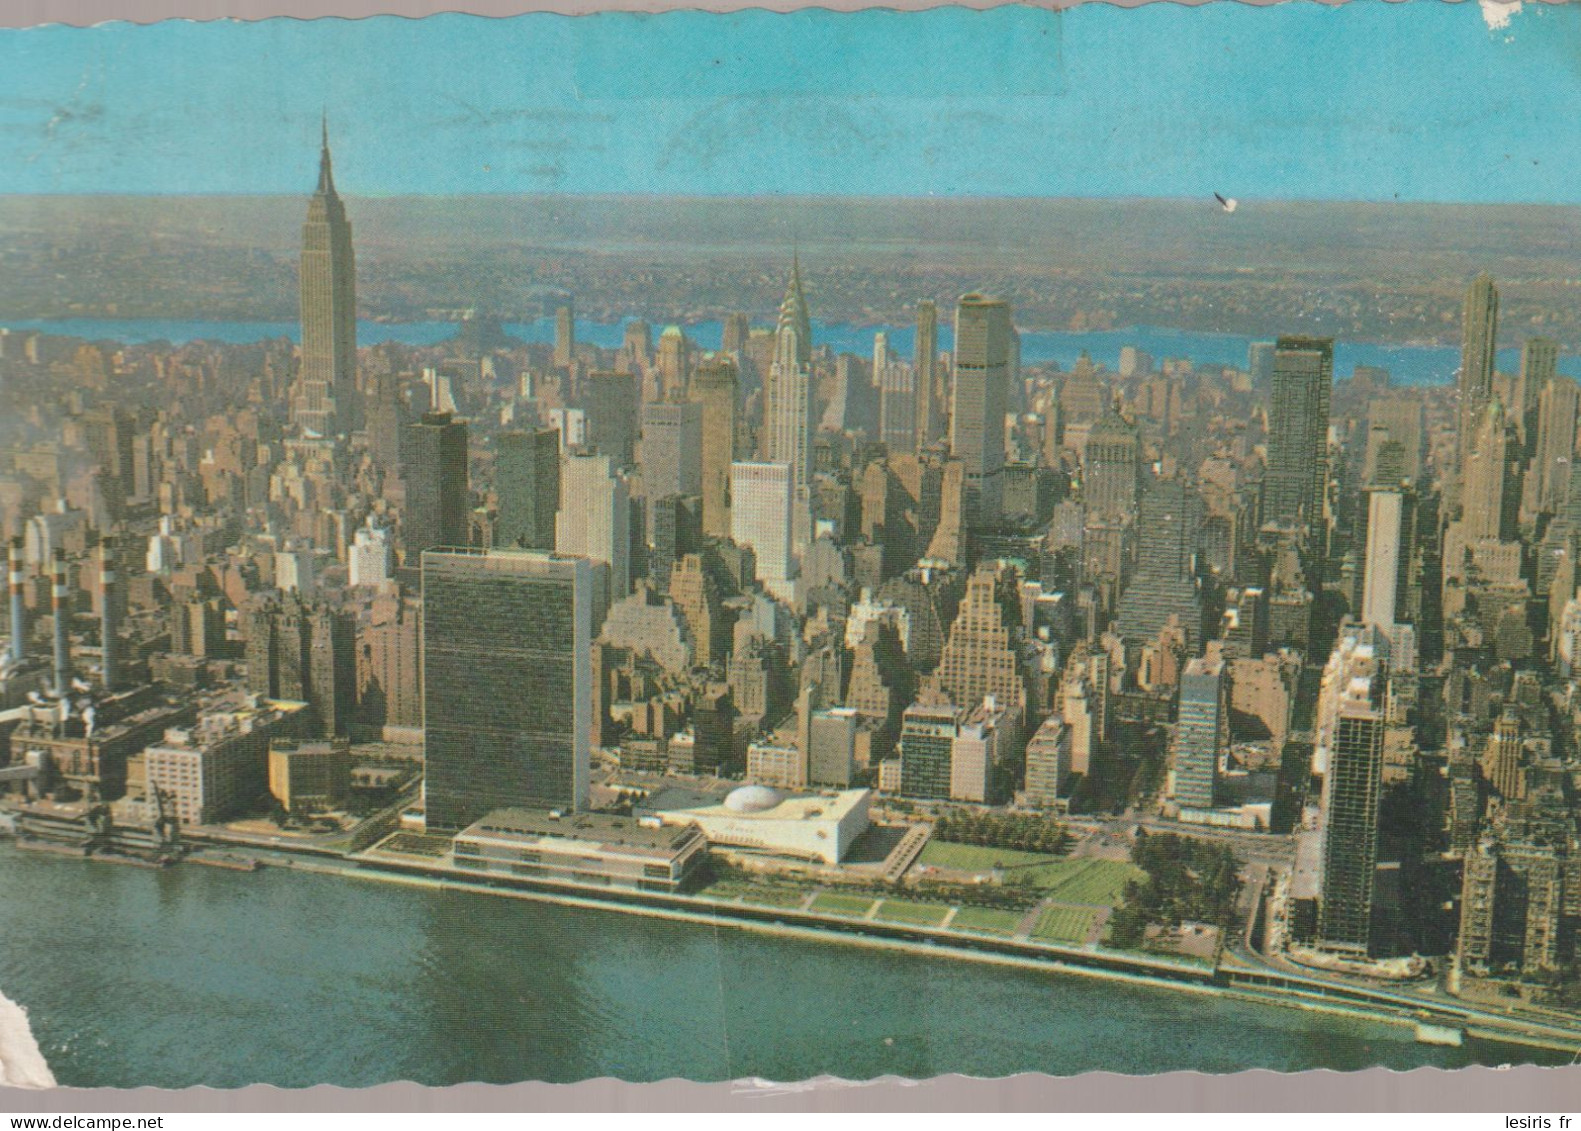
<box><xmin>51</xmin><ymin>548</ymin><xmax>69</xmax><ymax>697</ymax></box>
<box><xmin>100</xmin><ymin>536</ymin><xmax>118</xmax><ymax>692</ymax></box>
<box><xmin>7</xmin><ymin>536</ymin><xmax>23</xmax><ymax>667</ymax></box>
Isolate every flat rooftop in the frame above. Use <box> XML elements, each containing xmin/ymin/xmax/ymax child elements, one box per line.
<box><xmin>461</xmin><ymin>807</ymin><xmax>701</xmax><ymax>856</ymax></box>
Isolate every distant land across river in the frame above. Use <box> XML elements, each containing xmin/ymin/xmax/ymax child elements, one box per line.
<box><xmin>8</xmin><ymin>316</ymin><xmax>1576</xmax><ymax>389</ymax></box>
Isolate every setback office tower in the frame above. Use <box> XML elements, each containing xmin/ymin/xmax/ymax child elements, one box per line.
<box><xmin>291</xmin><ymin>119</ymin><xmax>358</xmax><ymax>438</ymax></box>
<box><xmin>421</xmin><ymin>548</ymin><xmax>595</xmax><ymax>831</ymax></box>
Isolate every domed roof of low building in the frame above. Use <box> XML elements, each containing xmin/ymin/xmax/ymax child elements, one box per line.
<box><xmin>723</xmin><ymin>785</ymin><xmax>783</xmax><ymax>813</ymax></box>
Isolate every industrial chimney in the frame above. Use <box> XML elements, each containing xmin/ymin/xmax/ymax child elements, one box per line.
<box><xmin>50</xmin><ymin>548</ymin><xmax>69</xmax><ymax>697</ymax></box>
<box><xmin>100</xmin><ymin>536</ymin><xmax>118</xmax><ymax>692</ymax></box>
<box><xmin>7</xmin><ymin>536</ymin><xmax>24</xmax><ymax>667</ymax></box>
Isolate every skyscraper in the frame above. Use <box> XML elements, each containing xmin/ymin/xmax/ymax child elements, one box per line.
<box><xmin>765</xmin><ymin>258</ymin><xmax>814</xmax><ymax>487</ymax></box>
<box><xmin>899</xmin><ymin>702</ymin><xmax>959</xmax><ymax>801</ymax></box>
<box><xmin>494</xmin><ymin>427</ymin><xmax>560</xmax><ymax>551</ymax></box>
<box><xmin>556</xmin><ymin>451</ymin><xmax>630</xmax><ymax>611</ymax></box>
<box><xmin>950</xmin><ymin>294</ymin><xmax>1012</xmax><ymax>529</ymax></box>
<box><xmin>730</xmin><ymin>461</ymin><xmax>794</xmax><ymax>603</ymax></box>
<box><xmin>1173</xmin><ymin>656</ymin><xmax>1225</xmax><ymax>811</ymax></box>
<box><xmin>1263</xmin><ymin>335</ymin><xmax>1333</xmax><ymax>542</ymax></box>
<box><xmin>931</xmin><ymin>564</ymin><xmax>1025</xmax><ymax>716</ymax></box>
<box><xmin>421</xmin><ymin>548</ymin><xmax>593</xmax><ymax>831</ymax></box>
<box><xmin>1116</xmin><ymin>476</ymin><xmax>1203</xmax><ymax>647</ymax></box>
<box><xmin>914</xmin><ymin>300</ymin><xmax>942</xmax><ymax>450</ymax></box>
<box><xmin>291</xmin><ymin>119</ymin><xmax>358</xmax><ymax>438</ymax></box>
<box><xmin>554</xmin><ymin>299</ymin><xmax>575</xmax><ymax>369</ymax></box>
<box><xmin>1460</xmin><ymin>398</ymin><xmax>1518</xmax><ymax>542</ymax></box>
<box><xmin>401</xmin><ymin>411</ymin><xmax>469</xmax><ymax>566</ymax></box>
<box><xmin>1457</xmin><ymin>273</ymin><xmax>1499</xmax><ymax>469</ymax></box>
<box><xmin>1318</xmin><ymin>682</ymin><xmax>1385</xmax><ymax>956</ymax></box>
<box><xmin>877</xmin><ymin>357</ymin><xmax>917</xmax><ymax>455</ymax></box>
<box><xmin>1533</xmin><ymin>373</ymin><xmax>1578</xmax><ymax>515</ymax></box>
<box><xmin>1515</xmin><ymin>336</ymin><xmax>1558</xmax><ymax>439</ymax></box>
<box><xmin>1081</xmin><ymin>403</ymin><xmax>1139</xmax><ymax>519</ymax></box>
<box><xmin>1364</xmin><ymin>394</ymin><xmax>1424</xmax><ymax>486</ymax></box>
<box><xmin>691</xmin><ymin>356</ymin><xmax>739</xmax><ymax>539</ymax></box>
<box><xmin>1361</xmin><ymin>486</ymin><xmax>1405</xmax><ymax>630</ymax></box>
<box><xmin>583</xmin><ymin>370</ymin><xmax>639</xmax><ymax>472</ymax></box>
<box><xmin>640</xmin><ymin>401</ymin><xmax>703</xmax><ymax>515</ymax></box>
<box><xmin>722</xmin><ymin>311</ymin><xmax>751</xmax><ymax>355</ymax></box>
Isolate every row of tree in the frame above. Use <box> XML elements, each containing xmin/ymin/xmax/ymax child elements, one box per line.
<box><xmin>932</xmin><ymin>809</ymin><xmax>1070</xmax><ymax>855</ymax></box>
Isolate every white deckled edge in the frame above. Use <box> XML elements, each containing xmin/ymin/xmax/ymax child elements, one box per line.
<box><xmin>0</xmin><ymin>989</ymin><xmax>56</xmax><ymax>1089</ymax></box>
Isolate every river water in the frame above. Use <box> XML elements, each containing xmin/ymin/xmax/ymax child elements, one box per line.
<box><xmin>7</xmin><ymin>316</ymin><xmax>1567</xmax><ymax>388</ymax></box>
<box><xmin>0</xmin><ymin>844</ymin><xmax>1560</xmax><ymax>1089</ymax></box>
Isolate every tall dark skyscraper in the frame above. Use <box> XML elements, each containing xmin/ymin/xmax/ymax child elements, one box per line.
<box><xmin>554</xmin><ymin>298</ymin><xmax>576</xmax><ymax>369</ymax></box>
<box><xmin>1457</xmin><ymin>273</ymin><xmax>1499</xmax><ymax>469</ymax></box>
<box><xmin>291</xmin><ymin>118</ymin><xmax>357</xmax><ymax>438</ymax></box>
<box><xmin>402</xmin><ymin>411</ymin><xmax>469</xmax><ymax>565</ymax></box>
<box><xmin>691</xmin><ymin>356</ymin><xmax>739</xmax><ymax>539</ymax></box>
<box><xmin>950</xmin><ymin>293</ymin><xmax>1012</xmax><ymax>529</ymax></box>
<box><xmin>1318</xmin><ymin>687</ymin><xmax>1386</xmax><ymax>956</ymax></box>
<box><xmin>1263</xmin><ymin>335</ymin><xmax>1333</xmax><ymax>542</ymax></box>
<box><xmin>494</xmin><ymin>427</ymin><xmax>560</xmax><ymax>551</ymax></box>
<box><xmin>421</xmin><ymin>548</ymin><xmax>594</xmax><ymax>831</ymax></box>
<box><xmin>583</xmin><ymin>370</ymin><xmax>639</xmax><ymax>472</ymax></box>
<box><xmin>914</xmin><ymin>300</ymin><xmax>942</xmax><ymax>449</ymax></box>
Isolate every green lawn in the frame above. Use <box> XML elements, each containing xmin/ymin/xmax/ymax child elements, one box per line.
<box><xmin>811</xmin><ymin>892</ymin><xmax>878</xmax><ymax>917</ymax></box>
<box><xmin>919</xmin><ymin>845</ymin><xmax>1140</xmax><ymax>907</ymax></box>
<box><xmin>919</xmin><ymin>841</ymin><xmax>1061</xmax><ymax>872</ymax></box>
<box><xmin>708</xmin><ymin>884</ymin><xmax>807</xmax><ymax>909</ymax></box>
<box><xmin>743</xmin><ymin>889</ymin><xmax>808</xmax><ymax>909</ymax></box>
<box><xmin>949</xmin><ymin>906</ymin><xmax>1025</xmax><ymax>935</ymax></box>
<box><xmin>875</xmin><ymin>899</ymin><xmax>952</xmax><ymax>926</ymax></box>
<box><xmin>1030</xmin><ymin>859</ymin><xmax>1144</xmax><ymax>905</ymax></box>
<box><xmin>1032</xmin><ymin>905</ymin><xmax>1102</xmax><ymax>944</ymax></box>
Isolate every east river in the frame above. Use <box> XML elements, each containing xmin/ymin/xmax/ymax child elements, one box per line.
<box><xmin>0</xmin><ymin>844</ymin><xmax>1563</xmax><ymax>1089</ymax></box>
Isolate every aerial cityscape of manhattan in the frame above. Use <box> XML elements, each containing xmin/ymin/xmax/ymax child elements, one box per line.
<box><xmin>4</xmin><ymin>2</ymin><xmax>1581</xmax><ymax>1091</ymax></box>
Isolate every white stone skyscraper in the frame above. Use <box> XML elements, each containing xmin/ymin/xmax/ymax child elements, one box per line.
<box><xmin>730</xmin><ymin>460</ymin><xmax>795</xmax><ymax>604</ymax></box>
<box><xmin>556</xmin><ymin>451</ymin><xmax>630</xmax><ymax>616</ymax></box>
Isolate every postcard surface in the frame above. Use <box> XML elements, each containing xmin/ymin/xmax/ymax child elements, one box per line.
<box><xmin>1</xmin><ymin>1</ymin><xmax>1580</xmax><ymax>1092</ymax></box>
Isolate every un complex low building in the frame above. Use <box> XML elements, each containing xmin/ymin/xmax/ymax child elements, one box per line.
<box><xmin>645</xmin><ymin>784</ymin><xmax>871</xmax><ymax>866</ymax></box>
<box><xmin>450</xmin><ymin>808</ymin><xmax>707</xmax><ymax>894</ymax></box>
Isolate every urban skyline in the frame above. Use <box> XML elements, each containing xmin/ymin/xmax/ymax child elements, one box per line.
<box><xmin>7</xmin><ymin>8</ymin><xmax>1581</xmax><ymax>1098</ymax></box>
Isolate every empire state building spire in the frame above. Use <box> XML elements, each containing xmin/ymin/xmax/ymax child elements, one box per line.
<box><xmin>291</xmin><ymin>117</ymin><xmax>358</xmax><ymax>438</ymax></box>
<box><xmin>317</xmin><ymin>111</ymin><xmax>335</xmax><ymax>194</ymax></box>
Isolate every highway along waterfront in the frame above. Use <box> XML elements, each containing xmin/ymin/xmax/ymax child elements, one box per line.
<box><xmin>0</xmin><ymin>840</ymin><xmax>1566</xmax><ymax>1088</ymax></box>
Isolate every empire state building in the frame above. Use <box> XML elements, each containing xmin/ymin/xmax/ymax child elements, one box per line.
<box><xmin>291</xmin><ymin>119</ymin><xmax>357</xmax><ymax>438</ymax></box>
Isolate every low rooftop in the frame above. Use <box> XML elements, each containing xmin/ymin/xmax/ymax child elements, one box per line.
<box><xmin>461</xmin><ymin>807</ymin><xmax>701</xmax><ymax>855</ymax></box>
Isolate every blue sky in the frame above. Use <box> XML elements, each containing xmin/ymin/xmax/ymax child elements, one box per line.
<box><xmin>0</xmin><ymin>3</ymin><xmax>1577</xmax><ymax>200</ymax></box>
